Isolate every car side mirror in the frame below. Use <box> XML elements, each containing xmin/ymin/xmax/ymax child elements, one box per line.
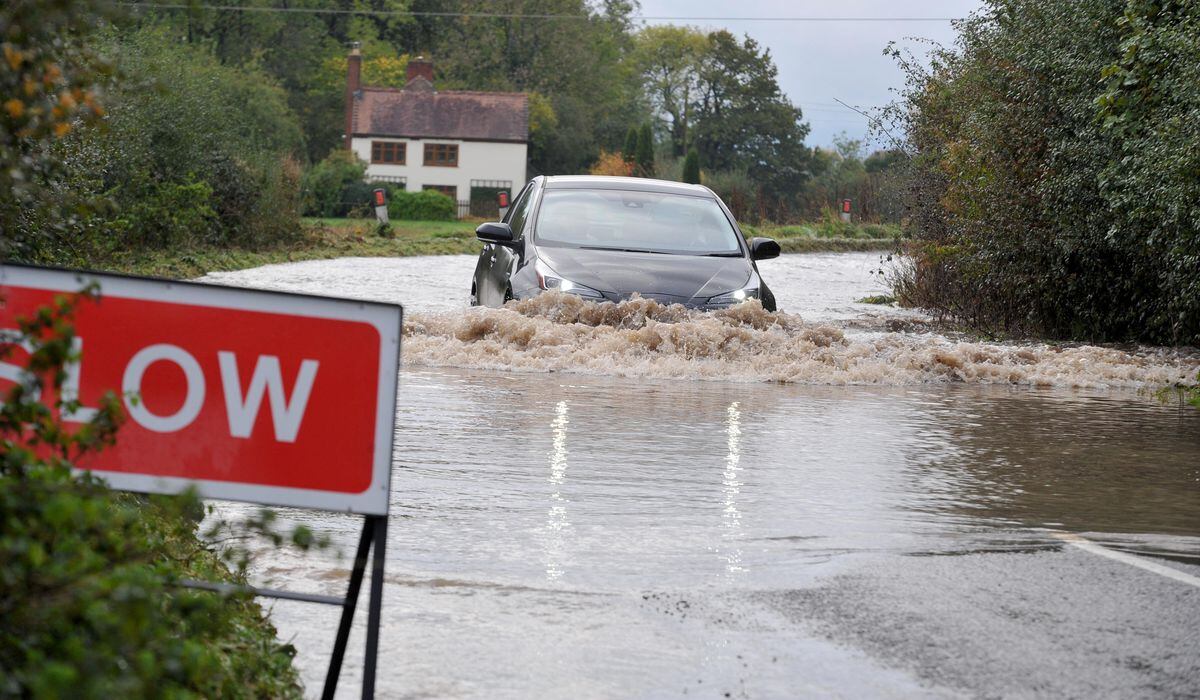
<box><xmin>749</xmin><ymin>237</ymin><xmax>781</xmax><ymax>261</ymax></box>
<box><xmin>476</xmin><ymin>222</ymin><xmax>517</xmax><ymax>247</ymax></box>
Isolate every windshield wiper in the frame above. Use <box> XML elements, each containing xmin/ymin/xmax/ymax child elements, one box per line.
<box><xmin>703</xmin><ymin>251</ymin><xmax>744</xmax><ymax>257</ymax></box>
<box><xmin>579</xmin><ymin>246</ymin><xmax>668</xmax><ymax>254</ymax></box>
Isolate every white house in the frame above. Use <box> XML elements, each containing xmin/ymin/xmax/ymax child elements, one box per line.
<box><xmin>344</xmin><ymin>48</ymin><xmax>528</xmax><ymax>212</ymax></box>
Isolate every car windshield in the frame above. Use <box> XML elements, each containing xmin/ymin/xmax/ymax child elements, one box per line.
<box><xmin>534</xmin><ymin>189</ymin><xmax>743</xmax><ymax>255</ymax></box>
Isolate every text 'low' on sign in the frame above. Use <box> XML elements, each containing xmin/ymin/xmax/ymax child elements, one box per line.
<box><xmin>0</xmin><ymin>265</ymin><xmax>402</xmax><ymax>515</ymax></box>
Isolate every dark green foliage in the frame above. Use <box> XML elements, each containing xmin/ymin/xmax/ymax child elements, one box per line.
<box><xmin>302</xmin><ymin>150</ymin><xmax>371</xmax><ymax>218</ymax></box>
<box><xmin>120</xmin><ymin>0</ymin><xmax>418</xmax><ymax>164</ymax></box>
<box><xmin>623</xmin><ymin>127</ymin><xmax>639</xmax><ymax>163</ymax></box>
<box><xmin>388</xmin><ymin>189</ymin><xmax>456</xmax><ymax>221</ymax></box>
<box><xmin>633</xmin><ymin>25</ymin><xmax>707</xmax><ymax>158</ymax></box>
<box><xmin>682</xmin><ymin>148</ymin><xmax>701</xmax><ymax>184</ymax></box>
<box><xmin>60</xmin><ymin>28</ymin><xmax>305</xmax><ymax>254</ymax></box>
<box><xmin>635</xmin><ymin>123</ymin><xmax>655</xmax><ymax>177</ymax></box>
<box><xmin>894</xmin><ymin>0</ymin><xmax>1200</xmax><ymax>344</ymax></box>
<box><xmin>129</xmin><ymin>0</ymin><xmax>645</xmax><ymax>172</ymax></box>
<box><xmin>0</xmin><ymin>295</ymin><xmax>302</xmax><ymax>698</ymax></box>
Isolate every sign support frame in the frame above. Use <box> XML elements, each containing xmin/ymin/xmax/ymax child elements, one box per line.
<box><xmin>181</xmin><ymin>513</ymin><xmax>389</xmax><ymax>700</ymax></box>
<box><xmin>322</xmin><ymin>512</ymin><xmax>388</xmax><ymax>700</ymax></box>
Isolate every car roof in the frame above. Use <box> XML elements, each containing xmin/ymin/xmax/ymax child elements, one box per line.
<box><xmin>541</xmin><ymin>175</ymin><xmax>715</xmax><ymax>198</ymax></box>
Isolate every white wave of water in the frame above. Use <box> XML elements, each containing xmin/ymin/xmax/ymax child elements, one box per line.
<box><xmin>404</xmin><ymin>292</ymin><xmax>1198</xmax><ymax>388</ymax></box>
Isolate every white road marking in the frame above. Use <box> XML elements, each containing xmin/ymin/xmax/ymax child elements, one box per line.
<box><xmin>1053</xmin><ymin>532</ymin><xmax>1200</xmax><ymax>588</ymax></box>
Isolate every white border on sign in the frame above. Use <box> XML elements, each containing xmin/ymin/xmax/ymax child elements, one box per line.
<box><xmin>0</xmin><ymin>264</ymin><xmax>402</xmax><ymax>516</ymax></box>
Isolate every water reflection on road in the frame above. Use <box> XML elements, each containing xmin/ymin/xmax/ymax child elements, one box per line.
<box><xmin>202</xmin><ymin>253</ymin><xmax>1200</xmax><ymax>698</ymax></box>
<box><xmin>722</xmin><ymin>401</ymin><xmax>743</xmax><ymax>577</ymax></box>
<box><xmin>543</xmin><ymin>399</ymin><xmax>570</xmax><ymax>582</ymax></box>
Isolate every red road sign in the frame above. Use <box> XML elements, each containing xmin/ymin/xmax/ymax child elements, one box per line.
<box><xmin>0</xmin><ymin>265</ymin><xmax>401</xmax><ymax>515</ymax></box>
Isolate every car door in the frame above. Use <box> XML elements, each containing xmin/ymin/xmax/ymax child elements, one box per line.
<box><xmin>474</xmin><ymin>183</ymin><xmax>526</xmax><ymax>305</ymax></box>
<box><xmin>477</xmin><ymin>182</ymin><xmax>535</xmax><ymax>306</ymax></box>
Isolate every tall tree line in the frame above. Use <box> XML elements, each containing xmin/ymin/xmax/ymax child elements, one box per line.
<box><xmin>122</xmin><ymin>0</ymin><xmax>817</xmax><ymax>202</ymax></box>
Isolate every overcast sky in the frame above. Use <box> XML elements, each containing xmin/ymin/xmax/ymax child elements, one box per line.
<box><xmin>636</xmin><ymin>0</ymin><xmax>984</xmax><ymax>150</ymax></box>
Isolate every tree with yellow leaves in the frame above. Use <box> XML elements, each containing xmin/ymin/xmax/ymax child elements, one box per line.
<box><xmin>1</xmin><ymin>0</ymin><xmax>112</xmax><ymax>261</ymax></box>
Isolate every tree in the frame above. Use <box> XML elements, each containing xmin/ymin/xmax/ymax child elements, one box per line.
<box><xmin>127</xmin><ymin>0</ymin><xmax>418</xmax><ymax>163</ymax></box>
<box><xmin>635</xmin><ymin>123</ymin><xmax>655</xmax><ymax>177</ymax></box>
<box><xmin>682</xmin><ymin>148</ymin><xmax>701</xmax><ymax>184</ymax></box>
<box><xmin>864</xmin><ymin>149</ymin><xmax>905</xmax><ymax>173</ymax></box>
<box><xmin>633</xmin><ymin>25</ymin><xmax>709</xmax><ymax>156</ymax></box>
<box><xmin>692</xmin><ymin>31</ymin><xmax>813</xmax><ymax>204</ymax></box>
<box><xmin>623</xmin><ymin>126</ymin><xmax>640</xmax><ymax>163</ymax></box>
<box><xmin>0</xmin><ymin>0</ymin><xmax>112</xmax><ymax>262</ymax></box>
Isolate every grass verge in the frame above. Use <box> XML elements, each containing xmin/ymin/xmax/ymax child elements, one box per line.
<box><xmin>113</xmin><ymin>218</ymin><xmax>481</xmax><ymax>278</ymax></box>
<box><xmin>777</xmin><ymin>237</ymin><xmax>898</xmax><ymax>253</ymax></box>
<box><xmin>857</xmin><ymin>294</ymin><xmax>897</xmax><ymax>305</ymax></box>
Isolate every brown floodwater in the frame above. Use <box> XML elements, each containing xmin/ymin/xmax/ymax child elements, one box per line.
<box><xmin>202</xmin><ymin>253</ymin><xmax>1200</xmax><ymax>698</ymax></box>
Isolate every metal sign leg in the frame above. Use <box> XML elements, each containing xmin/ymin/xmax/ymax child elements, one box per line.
<box><xmin>363</xmin><ymin>515</ymin><xmax>388</xmax><ymax>699</ymax></box>
<box><xmin>322</xmin><ymin>518</ymin><xmax>374</xmax><ymax>700</ymax></box>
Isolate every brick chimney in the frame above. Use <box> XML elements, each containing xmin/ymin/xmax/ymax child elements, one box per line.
<box><xmin>406</xmin><ymin>56</ymin><xmax>433</xmax><ymax>85</ymax></box>
<box><xmin>344</xmin><ymin>42</ymin><xmax>362</xmax><ymax>150</ymax></box>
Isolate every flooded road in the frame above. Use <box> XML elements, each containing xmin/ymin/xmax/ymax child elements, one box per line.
<box><xmin>203</xmin><ymin>253</ymin><xmax>1200</xmax><ymax>698</ymax></box>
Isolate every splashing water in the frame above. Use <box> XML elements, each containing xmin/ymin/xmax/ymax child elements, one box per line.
<box><xmin>403</xmin><ymin>292</ymin><xmax>1197</xmax><ymax>388</ymax></box>
<box><xmin>199</xmin><ymin>254</ymin><xmax>1197</xmax><ymax>388</ymax></box>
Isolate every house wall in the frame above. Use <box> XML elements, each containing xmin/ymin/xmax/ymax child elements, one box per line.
<box><xmin>352</xmin><ymin>137</ymin><xmax>528</xmax><ymax>199</ymax></box>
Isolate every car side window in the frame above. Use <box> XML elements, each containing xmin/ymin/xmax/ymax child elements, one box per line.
<box><xmin>505</xmin><ymin>184</ymin><xmax>536</xmax><ymax>238</ymax></box>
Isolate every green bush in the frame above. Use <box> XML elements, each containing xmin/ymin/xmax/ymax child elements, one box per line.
<box><xmin>894</xmin><ymin>0</ymin><xmax>1200</xmax><ymax>344</ymax></box>
<box><xmin>108</xmin><ymin>178</ymin><xmax>217</xmax><ymax>248</ymax></box>
<box><xmin>51</xmin><ymin>27</ymin><xmax>305</xmax><ymax>256</ymax></box>
<box><xmin>388</xmin><ymin>189</ymin><xmax>457</xmax><ymax>221</ymax></box>
<box><xmin>301</xmin><ymin>150</ymin><xmax>369</xmax><ymax>218</ymax></box>
<box><xmin>0</xmin><ymin>295</ymin><xmax>302</xmax><ymax>698</ymax></box>
<box><xmin>702</xmin><ymin>167</ymin><xmax>755</xmax><ymax>221</ymax></box>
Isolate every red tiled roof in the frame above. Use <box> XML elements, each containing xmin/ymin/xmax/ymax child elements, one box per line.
<box><xmin>352</xmin><ymin>83</ymin><xmax>529</xmax><ymax>143</ymax></box>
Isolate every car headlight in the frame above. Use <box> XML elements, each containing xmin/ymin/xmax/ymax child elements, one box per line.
<box><xmin>708</xmin><ymin>288</ymin><xmax>759</xmax><ymax>305</ymax></box>
<box><xmin>535</xmin><ymin>259</ymin><xmax>603</xmax><ymax>298</ymax></box>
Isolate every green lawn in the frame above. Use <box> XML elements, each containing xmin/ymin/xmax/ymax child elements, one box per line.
<box><xmin>119</xmin><ymin>218</ymin><xmax>482</xmax><ymax>278</ymax></box>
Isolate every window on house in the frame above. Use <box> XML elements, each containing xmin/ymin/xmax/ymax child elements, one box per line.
<box><xmin>423</xmin><ymin>185</ymin><xmax>457</xmax><ymax>200</ymax></box>
<box><xmin>371</xmin><ymin>141</ymin><xmax>405</xmax><ymax>164</ymax></box>
<box><xmin>423</xmin><ymin>143</ymin><xmax>459</xmax><ymax>167</ymax></box>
